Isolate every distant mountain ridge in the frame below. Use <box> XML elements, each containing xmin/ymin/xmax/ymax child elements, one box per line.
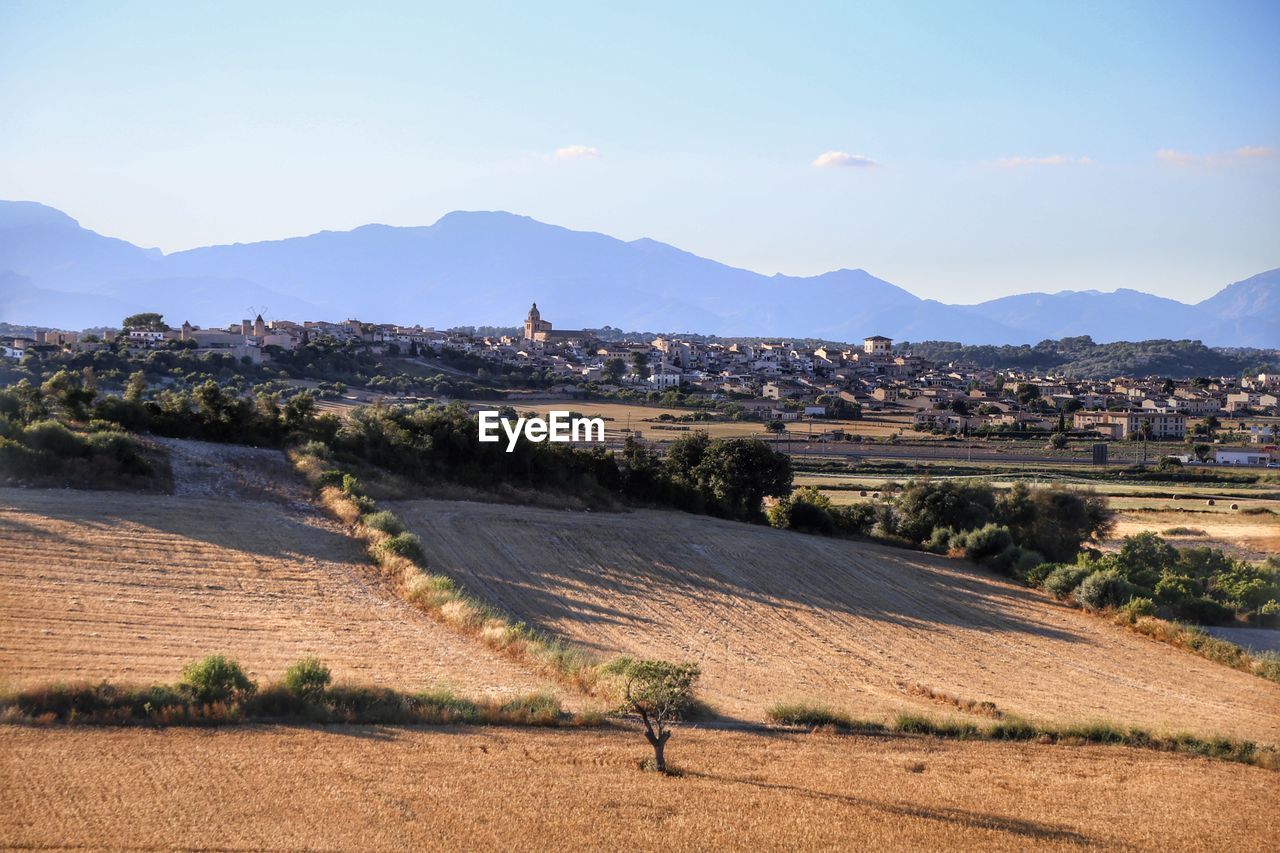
<box><xmin>0</xmin><ymin>200</ymin><xmax>1275</xmax><ymax>346</ymax></box>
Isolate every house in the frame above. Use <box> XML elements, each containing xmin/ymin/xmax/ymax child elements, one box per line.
<box><xmin>863</xmin><ymin>335</ymin><xmax>892</xmax><ymax>356</ymax></box>
<box><xmin>1073</xmin><ymin>410</ymin><xmax>1186</xmax><ymax>439</ymax></box>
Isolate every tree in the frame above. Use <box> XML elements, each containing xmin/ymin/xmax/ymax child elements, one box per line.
<box><xmin>691</xmin><ymin>437</ymin><xmax>793</xmax><ymax>519</ymax></box>
<box><xmin>1048</xmin><ymin>432</ymin><xmax>1068</xmax><ymax>450</ymax></box>
<box><xmin>124</xmin><ymin>370</ymin><xmax>148</xmax><ymax>402</ymax></box>
<box><xmin>1016</xmin><ymin>383</ymin><xmax>1040</xmax><ymax>405</ymax></box>
<box><xmin>603</xmin><ymin>357</ymin><xmax>626</xmax><ymax>383</ymax></box>
<box><xmin>122</xmin><ymin>312</ymin><xmax>169</xmax><ymax>332</ymax></box>
<box><xmin>604</xmin><ymin>658</ymin><xmax>700</xmax><ymax>772</ymax></box>
<box><xmin>630</xmin><ymin>350</ymin><xmax>650</xmax><ymax>377</ymax></box>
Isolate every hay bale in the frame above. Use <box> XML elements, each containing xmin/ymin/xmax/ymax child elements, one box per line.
<box><xmin>1206</xmin><ymin>499</ymin><xmax>1216</xmax><ymax>506</ymax></box>
<box><xmin>1230</xmin><ymin>503</ymin><xmax>1239</xmax><ymax>510</ymax></box>
<box><xmin>859</xmin><ymin>490</ymin><xmax>868</xmax><ymax>497</ymax></box>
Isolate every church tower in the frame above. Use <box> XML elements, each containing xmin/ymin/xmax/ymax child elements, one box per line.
<box><xmin>524</xmin><ymin>303</ymin><xmax>544</xmax><ymax>340</ymax></box>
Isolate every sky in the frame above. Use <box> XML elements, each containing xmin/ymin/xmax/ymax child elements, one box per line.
<box><xmin>1</xmin><ymin>0</ymin><xmax>1277</xmax><ymax>304</ymax></box>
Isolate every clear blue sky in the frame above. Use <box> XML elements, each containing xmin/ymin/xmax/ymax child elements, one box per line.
<box><xmin>2</xmin><ymin>0</ymin><xmax>1277</xmax><ymax>303</ymax></box>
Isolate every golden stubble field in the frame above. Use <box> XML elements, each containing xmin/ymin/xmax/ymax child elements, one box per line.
<box><xmin>392</xmin><ymin>499</ymin><xmax>1280</xmax><ymax>743</ymax></box>
<box><xmin>0</xmin><ymin>440</ymin><xmax>559</xmax><ymax>700</ymax></box>
<box><xmin>2</xmin><ymin>724</ymin><xmax>1277</xmax><ymax>851</ymax></box>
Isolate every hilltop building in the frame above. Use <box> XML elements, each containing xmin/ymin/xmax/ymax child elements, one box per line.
<box><xmin>522</xmin><ymin>303</ymin><xmax>593</xmax><ymax>344</ymax></box>
<box><xmin>863</xmin><ymin>335</ymin><xmax>893</xmax><ymax>356</ymax></box>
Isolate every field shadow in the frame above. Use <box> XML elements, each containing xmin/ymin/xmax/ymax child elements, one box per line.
<box><xmin>397</xmin><ymin>500</ymin><xmax>1087</xmax><ymax>646</ymax></box>
<box><xmin>682</xmin><ymin>769</ymin><xmax>1095</xmax><ymax>845</ymax></box>
<box><xmin>1</xmin><ymin>490</ymin><xmax>364</xmax><ymax>566</ymax></box>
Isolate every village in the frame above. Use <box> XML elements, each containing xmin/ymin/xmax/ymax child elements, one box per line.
<box><xmin>5</xmin><ymin>302</ymin><xmax>1279</xmax><ymax>466</ymax></box>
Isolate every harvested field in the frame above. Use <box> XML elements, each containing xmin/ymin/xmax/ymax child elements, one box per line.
<box><xmin>0</xmin><ymin>441</ymin><xmax>559</xmax><ymax>700</ymax></box>
<box><xmin>1103</xmin><ymin>499</ymin><xmax>1280</xmax><ymax>561</ymax></box>
<box><xmin>392</xmin><ymin>500</ymin><xmax>1280</xmax><ymax>742</ymax></box>
<box><xmin>2</xmin><ymin>725</ymin><xmax>1276</xmax><ymax>851</ymax></box>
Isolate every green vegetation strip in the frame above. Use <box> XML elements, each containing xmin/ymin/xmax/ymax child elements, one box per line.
<box><xmin>291</xmin><ymin>448</ymin><xmax>617</xmax><ymax>698</ymax></box>
<box><xmin>0</xmin><ymin>656</ymin><xmax>595</xmax><ymax>729</ymax></box>
<box><xmin>765</xmin><ymin>703</ymin><xmax>1279</xmax><ymax>771</ymax></box>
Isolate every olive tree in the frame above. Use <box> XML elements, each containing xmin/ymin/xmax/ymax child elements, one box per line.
<box><xmin>605</xmin><ymin>658</ymin><xmax>700</xmax><ymax>772</ymax></box>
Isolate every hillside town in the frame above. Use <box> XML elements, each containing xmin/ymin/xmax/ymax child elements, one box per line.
<box><xmin>6</xmin><ymin>303</ymin><xmax>1279</xmax><ymax>465</ymax></box>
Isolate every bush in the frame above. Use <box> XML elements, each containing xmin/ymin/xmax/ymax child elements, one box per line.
<box><xmin>830</xmin><ymin>502</ymin><xmax>877</xmax><ymax>536</ymax></box>
<box><xmin>363</xmin><ymin>510</ymin><xmax>406</xmax><ymax>536</ymax></box>
<box><xmin>1173</xmin><ymin>597</ymin><xmax>1235</xmax><ymax>626</ymax></box>
<box><xmin>21</xmin><ymin>420</ymin><xmax>88</xmax><ymax>457</ymax></box>
<box><xmin>1023</xmin><ymin>561</ymin><xmax>1057</xmax><ymax>587</ymax></box>
<box><xmin>377</xmin><ymin>532</ymin><xmax>427</xmax><ymax>565</ymax></box>
<box><xmin>1073</xmin><ymin>570</ymin><xmax>1140</xmax><ymax>611</ymax></box>
<box><xmin>283</xmin><ymin>657</ymin><xmax>332</xmax><ymax>700</ymax></box>
<box><xmin>180</xmin><ymin>655</ymin><xmax>256</xmax><ymax>702</ymax></box>
<box><xmin>1120</xmin><ymin>597</ymin><xmax>1157</xmax><ymax>620</ymax></box>
<box><xmin>957</xmin><ymin>524</ymin><xmax>1014</xmax><ymax>561</ymax></box>
<box><xmin>1042</xmin><ymin>564</ymin><xmax>1092</xmax><ymax>600</ymax></box>
<box><xmin>924</xmin><ymin>526</ymin><xmax>957</xmax><ymax>554</ymax></box>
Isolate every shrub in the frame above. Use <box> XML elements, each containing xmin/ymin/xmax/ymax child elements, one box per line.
<box><xmin>341</xmin><ymin>473</ymin><xmax>364</xmax><ymax>496</ymax></box>
<box><xmin>1042</xmin><ymin>564</ymin><xmax>1092</xmax><ymax>599</ymax></box>
<box><xmin>377</xmin><ymin>532</ymin><xmax>427</xmax><ymax>565</ymax></box>
<box><xmin>1173</xmin><ymin>597</ymin><xmax>1234</xmax><ymax>626</ymax></box>
<box><xmin>363</xmin><ymin>510</ymin><xmax>406</xmax><ymax>536</ymax></box>
<box><xmin>1120</xmin><ymin>596</ymin><xmax>1157</xmax><ymax>620</ymax></box>
<box><xmin>299</xmin><ymin>440</ymin><xmax>331</xmax><ymax>459</ymax></box>
<box><xmin>283</xmin><ymin>657</ymin><xmax>332</xmax><ymax>700</ymax></box>
<box><xmin>956</xmin><ymin>524</ymin><xmax>1014</xmax><ymax>561</ymax></box>
<box><xmin>830</xmin><ymin>502</ymin><xmax>877</xmax><ymax>536</ymax></box>
<box><xmin>1073</xmin><ymin>570</ymin><xmax>1140</xmax><ymax>612</ymax></box>
<box><xmin>765</xmin><ymin>702</ymin><xmax>886</xmax><ymax>732</ymax></box>
<box><xmin>180</xmin><ymin>655</ymin><xmax>256</xmax><ymax>702</ymax></box>
<box><xmin>1023</xmin><ymin>561</ymin><xmax>1057</xmax><ymax>587</ymax></box>
<box><xmin>85</xmin><ymin>430</ymin><xmax>152</xmax><ymax>477</ymax></box>
<box><xmin>924</xmin><ymin>526</ymin><xmax>957</xmax><ymax>554</ymax></box>
<box><xmin>21</xmin><ymin>420</ymin><xmax>88</xmax><ymax>457</ymax></box>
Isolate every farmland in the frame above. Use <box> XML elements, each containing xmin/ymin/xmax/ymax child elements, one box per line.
<box><xmin>0</xmin><ymin>441</ymin><xmax>559</xmax><ymax>700</ymax></box>
<box><xmin>3</xmin><ymin>725</ymin><xmax>1277</xmax><ymax>851</ymax></box>
<box><xmin>391</xmin><ymin>499</ymin><xmax>1280</xmax><ymax>742</ymax></box>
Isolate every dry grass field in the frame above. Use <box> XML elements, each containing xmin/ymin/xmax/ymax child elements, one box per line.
<box><xmin>1103</xmin><ymin>497</ymin><xmax>1280</xmax><ymax>561</ymax></box>
<box><xmin>392</xmin><ymin>499</ymin><xmax>1280</xmax><ymax>743</ymax></box>
<box><xmin>0</xmin><ymin>441</ymin><xmax>558</xmax><ymax>700</ymax></box>
<box><xmin>3</xmin><ymin>725</ymin><xmax>1277</xmax><ymax>851</ymax></box>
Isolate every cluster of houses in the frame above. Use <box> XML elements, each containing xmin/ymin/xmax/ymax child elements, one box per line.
<box><xmin>8</xmin><ymin>303</ymin><xmax>1279</xmax><ymax>464</ymax></box>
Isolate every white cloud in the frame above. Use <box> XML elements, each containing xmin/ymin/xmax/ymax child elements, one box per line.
<box><xmin>811</xmin><ymin>151</ymin><xmax>879</xmax><ymax>169</ymax></box>
<box><xmin>555</xmin><ymin>144</ymin><xmax>601</xmax><ymax>160</ymax></box>
<box><xmin>1156</xmin><ymin>146</ymin><xmax>1275</xmax><ymax>167</ymax></box>
<box><xmin>1235</xmin><ymin>145</ymin><xmax>1276</xmax><ymax>159</ymax></box>
<box><xmin>994</xmin><ymin>154</ymin><xmax>1093</xmax><ymax>167</ymax></box>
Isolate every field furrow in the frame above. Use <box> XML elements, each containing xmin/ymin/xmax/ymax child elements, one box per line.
<box><xmin>392</xmin><ymin>499</ymin><xmax>1280</xmax><ymax>741</ymax></box>
<box><xmin>0</xmin><ymin>486</ymin><xmax>558</xmax><ymax>700</ymax></box>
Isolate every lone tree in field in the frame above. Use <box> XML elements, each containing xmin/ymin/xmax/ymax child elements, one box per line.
<box><xmin>605</xmin><ymin>658</ymin><xmax>700</xmax><ymax>773</ymax></box>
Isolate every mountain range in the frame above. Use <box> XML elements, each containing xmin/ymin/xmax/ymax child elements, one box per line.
<box><xmin>0</xmin><ymin>200</ymin><xmax>1274</xmax><ymax>347</ymax></box>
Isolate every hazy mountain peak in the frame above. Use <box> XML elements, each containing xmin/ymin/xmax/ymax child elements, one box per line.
<box><xmin>0</xmin><ymin>200</ymin><xmax>1275</xmax><ymax>346</ymax></box>
<box><xmin>0</xmin><ymin>200</ymin><xmax>81</xmax><ymax>230</ymax></box>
